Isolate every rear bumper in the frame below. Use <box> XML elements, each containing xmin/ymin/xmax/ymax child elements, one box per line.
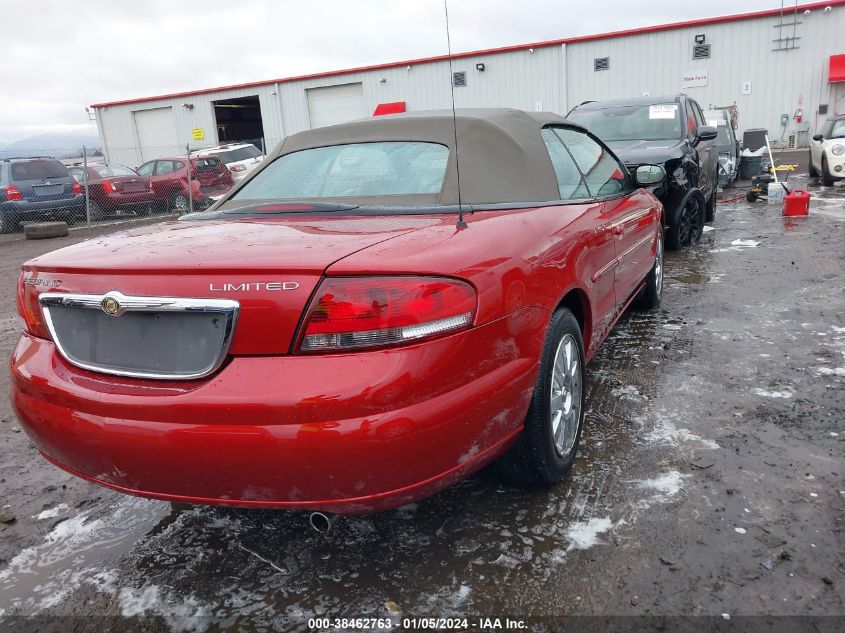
<box><xmin>1</xmin><ymin>195</ymin><xmax>84</xmax><ymax>218</ymax></box>
<box><xmin>11</xmin><ymin>308</ymin><xmax>547</xmax><ymax>513</ymax></box>
<box><xmin>102</xmin><ymin>191</ymin><xmax>155</xmax><ymax>208</ymax></box>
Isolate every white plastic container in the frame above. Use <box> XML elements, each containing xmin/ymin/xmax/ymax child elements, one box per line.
<box><xmin>767</xmin><ymin>182</ymin><xmax>786</xmax><ymax>204</ymax></box>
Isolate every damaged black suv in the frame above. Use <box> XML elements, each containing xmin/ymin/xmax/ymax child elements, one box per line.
<box><xmin>568</xmin><ymin>95</ymin><xmax>718</xmax><ymax>250</ymax></box>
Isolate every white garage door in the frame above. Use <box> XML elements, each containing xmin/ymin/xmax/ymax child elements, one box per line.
<box><xmin>133</xmin><ymin>107</ymin><xmax>179</xmax><ymax>161</ymax></box>
<box><xmin>307</xmin><ymin>83</ymin><xmax>367</xmax><ymax>129</ymax></box>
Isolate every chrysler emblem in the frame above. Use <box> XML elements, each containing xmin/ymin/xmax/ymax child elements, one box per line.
<box><xmin>101</xmin><ymin>296</ymin><xmax>121</xmax><ymax>316</ymax></box>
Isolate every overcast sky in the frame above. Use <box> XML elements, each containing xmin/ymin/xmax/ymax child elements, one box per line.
<box><xmin>0</xmin><ymin>0</ymin><xmax>783</xmax><ymax>142</ymax></box>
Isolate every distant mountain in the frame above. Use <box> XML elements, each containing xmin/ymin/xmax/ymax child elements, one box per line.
<box><xmin>0</xmin><ymin>132</ymin><xmax>102</xmax><ymax>159</ymax></box>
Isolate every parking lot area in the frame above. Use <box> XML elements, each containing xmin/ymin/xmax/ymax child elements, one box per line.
<box><xmin>0</xmin><ymin>172</ymin><xmax>843</xmax><ymax>631</ymax></box>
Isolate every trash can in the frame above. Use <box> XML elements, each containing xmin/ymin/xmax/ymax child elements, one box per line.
<box><xmin>740</xmin><ymin>155</ymin><xmax>763</xmax><ymax>180</ymax></box>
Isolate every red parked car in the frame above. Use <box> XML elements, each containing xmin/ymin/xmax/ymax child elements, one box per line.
<box><xmin>67</xmin><ymin>164</ymin><xmax>155</xmax><ymax>220</ymax></box>
<box><xmin>136</xmin><ymin>155</ymin><xmax>233</xmax><ymax>212</ymax></box>
<box><xmin>12</xmin><ymin>109</ymin><xmax>666</xmax><ymax>515</ymax></box>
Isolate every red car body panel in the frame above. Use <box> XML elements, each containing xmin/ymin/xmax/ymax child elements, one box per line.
<box><xmin>68</xmin><ymin>166</ymin><xmax>155</xmax><ymax>212</ymax></box>
<box><xmin>138</xmin><ymin>157</ymin><xmax>233</xmax><ymax>208</ymax></box>
<box><xmin>11</xmin><ymin>110</ymin><xmax>664</xmax><ymax>514</ymax></box>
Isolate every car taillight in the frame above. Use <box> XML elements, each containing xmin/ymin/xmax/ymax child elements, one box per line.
<box><xmin>72</xmin><ymin>179</ymin><xmax>82</xmax><ymax>195</ymax></box>
<box><xmin>297</xmin><ymin>276</ymin><xmax>476</xmax><ymax>353</ymax></box>
<box><xmin>230</xmin><ymin>165</ymin><xmax>246</xmax><ymax>172</ymax></box>
<box><xmin>4</xmin><ymin>185</ymin><xmax>23</xmax><ymax>201</ymax></box>
<box><xmin>17</xmin><ymin>274</ymin><xmax>51</xmax><ymax>339</ymax></box>
<box><xmin>102</xmin><ymin>179</ymin><xmax>117</xmax><ymax>193</ymax></box>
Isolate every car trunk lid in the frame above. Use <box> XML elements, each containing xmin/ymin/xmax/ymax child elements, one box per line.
<box><xmin>22</xmin><ymin>216</ymin><xmax>439</xmax><ymax>357</ymax></box>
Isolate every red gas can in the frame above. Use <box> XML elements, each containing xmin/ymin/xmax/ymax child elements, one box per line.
<box><xmin>783</xmin><ymin>189</ymin><xmax>810</xmax><ymax>216</ymax></box>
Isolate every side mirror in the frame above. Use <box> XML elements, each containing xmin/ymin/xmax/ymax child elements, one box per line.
<box><xmin>635</xmin><ymin>164</ymin><xmax>666</xmax><ymax>186</ymax></box>
<box><xmin>695</xmin><ymin>125</ymin><xmax>718</xmax><ymax>143</ymax></box>
<box><xmin>812</xmin><ymin>133</ymin><xmax>824</xmax><ymax>142</ymax></box>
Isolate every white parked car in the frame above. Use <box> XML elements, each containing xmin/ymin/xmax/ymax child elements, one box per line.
<box><xmin>192</xmin><ymin>143</ymin><xmax>265</xmax><ymax>182</ymax></box>
<box><xmin>810</xmin><ymin>115</ymin><xmax>845</xmax><ymax>185</ymax></box>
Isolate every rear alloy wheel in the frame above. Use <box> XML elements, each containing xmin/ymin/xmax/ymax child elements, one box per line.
<box><xmin>634</xmin><ymin>227</ymin><xmax>663</xmax><ymax>310</ymax></box>
<box><xmin>171</xmin><ymin>192</ymin><xmax>189</xmax><ymax>212</ymax></box>
<box><xmin>497</xmin><ymin>308</ymin><xmax>585</xmax><ymax>485</ymax></box>
<box><xmin>666</xmin><ymin>194</ymin><xmax>704</xmax><ymax>251</ymax></box>
<box><xmin>808</xmin><ymin>151</ymin><xmax>819</xmax><ymax>178</ymax></box>
<box><xmin>821</xmin><ymin>156</ymin><xmax>835</xmax><ymax>187</ymax></box>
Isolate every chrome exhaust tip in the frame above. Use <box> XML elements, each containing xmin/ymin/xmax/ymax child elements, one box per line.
<box><xmin>309</xmin><ymin>512</ymin><xmax>336</xmax><ymax>534</ymax></box>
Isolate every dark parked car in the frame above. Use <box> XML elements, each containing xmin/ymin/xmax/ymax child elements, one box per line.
<box><xmin>568</xmin><ymin>95</ymin><xmax>718</xmax><ymax>250</ymax></box>
<box><xmin>136</xmin><ymin>156</ymin><xmax>234</xmax><ymax>212</ymax></box>
<box><xmin>0</xmin><ymin>158</ymin><xmax>84</xmax><ymax>233</ymax></box>
<box><xmin>67</xmin><ymin>164</ymin><xmax>155</xmax><ymax>220</ymax></box>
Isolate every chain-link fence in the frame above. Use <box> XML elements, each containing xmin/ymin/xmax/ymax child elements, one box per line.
<box><xmin>0</xmin><ymin>137</ymin><xmax>276</xmax><ymax>235</ymax></box>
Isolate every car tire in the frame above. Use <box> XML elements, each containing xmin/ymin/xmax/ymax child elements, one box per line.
<box><xmin>87</xmin><ymin>201</ymin><xmax>105</xmax><ymax>222</ymax></box>
<box><xmin>497</xmin><ymin>308</ymin><xmax>585</xmax><ymax>485</ymax></box>
<box><xmin>821</xmin><ymin>156</ymin><xmax>835</xmax><ymax>187</ymax></box>
<box><xmin>171</xmin><ymin>192</ymin><xmax>189</xmax><ymax>212</ymax></box>
<box><xmin>634</xmin><ymin>227</ymin><xmax>663</xmax><ymax>310</ymax></box>
<box><xmin>808</xmin><ymin>151</ymin><xmax>819</xmax><ymax>178</ymax></box>
<box><xmin>665</xmin><ymin>191</ymin><xmax>704</xmax><ymax>251</ymax></box>
<box><xmin>704</xmin><ymin>191</ymin><xmax>716</xmax><ymax>223</ymax></box>
<box><xmin>0</xmin><ymin>210</ymin><xmax>18</xmax><ymax>234</ymax></box>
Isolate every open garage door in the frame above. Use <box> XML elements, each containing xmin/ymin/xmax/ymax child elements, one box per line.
<box><xmin>307</xmin><ymin>83</ymin><xmax>366</xmax><ymax>128</ymax></box>
<box><xmin>213</xmin><ymin>96</ymin><xmax>264</xmax><ymax>145</ymax></box>
<box><xmin>133</xmin><ymin>107</ymin><xmax>179</xmax><ymax>161</ymax></box>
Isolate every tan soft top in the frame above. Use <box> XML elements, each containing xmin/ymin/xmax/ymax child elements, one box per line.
<box><xmin>259</xmin><ymin>108</ymin><xmax>580</xmax><ymax>206</ymax></box>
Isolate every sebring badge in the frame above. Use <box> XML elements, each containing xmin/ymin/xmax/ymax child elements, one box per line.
<box><xmin>101</xmin><ymin>296</ymin><xmax>121</xmax><ymax>316</ymax></box>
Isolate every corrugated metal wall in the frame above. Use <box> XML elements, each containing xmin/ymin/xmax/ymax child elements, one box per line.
<box><xmin>94</xmin><ymin>5</ymin><xmax>844</xmax><ymax>161</ymax></box>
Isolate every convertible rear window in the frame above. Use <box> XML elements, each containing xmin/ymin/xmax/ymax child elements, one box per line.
<box><xmin>233</xmin><ymin>142</ymin><xmax>449</xmax><ymax>200</ymax></box>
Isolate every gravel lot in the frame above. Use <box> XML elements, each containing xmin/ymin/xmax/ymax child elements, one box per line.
<box><xmin>0</xmin><ymin>171</ymin><xmax>842</xmax><ymax>632</ymax></box>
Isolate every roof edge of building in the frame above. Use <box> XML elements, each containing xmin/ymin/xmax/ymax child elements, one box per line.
<box><xmin>90</xmin><ymin>0</ymin><xmax>845</xmax><ymax>109</ymax></box>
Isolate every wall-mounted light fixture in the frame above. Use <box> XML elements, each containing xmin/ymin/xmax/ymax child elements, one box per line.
<box><xmin>528</xmin><ymin>48</ymin><xmax>535</xmax><ymax>54</ymax></box>
<box><xmin>182</xmin><ymin>103</ymin><xmax>194</xmax><ymax>110</ymax></box>
<box><xmin>379</xmin><ymin>77</ymin><xmax>387</xmax><ymax>84</ymax></box>
<box><xmin>475</xmin><ymin>63</ymin><xmax>486</xmax><ymax>71</ymax></box>
<box><xmin>694</xmin><ymin>34</ymin><xmax>706</xmax><ymax>44</ymax></box>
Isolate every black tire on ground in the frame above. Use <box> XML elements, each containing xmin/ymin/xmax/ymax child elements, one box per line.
<box><xmin>87</xmin><ymin>201</ymin><xmax>105</xmax><ymax>221</ymax></box>
<box><xmin>808</xmin><ymin>151</ymin><xmax>819</xmax><ymax>178</ymax></box>
<box><xmin>746</xmin><ymin>190</ymin><xmax>758</xmax><ymax>202</ymax></box>
<box><xmin>665</xmin><ymin>191</ymin><xmax>705</xmax><ymax>251</ymax></box>
<box><xmin>634</xmin><ymin>227</ymin><xmax>664</xmax><ymax>310</ymax></box>
<box><xmin>821</xmin><ymin>156</ymin><xmax>835</xmax><ymax>187</ymax></box>
<box><xmin>705</xmin><ymin>191</ymin><xmax>716</xmax><ymax>223</ymax></box>
<box><xmin>497</xmin><ymin>308</ymin><xmax>585</xmax><ymax>485</ymax></box>
<box><xmin>0</xmin><ymin>211</ymin><xmax>18</xmax><ymax>234</ymax></box>
<box><xmin>24</xmin><ymin>222</ymin><xmax>69</xmax><ymax>240</ymax></box>
<box><xmin>170</xmin><ymin>192</ymin><xmax>189</xmax><ymax>212</ymax></box>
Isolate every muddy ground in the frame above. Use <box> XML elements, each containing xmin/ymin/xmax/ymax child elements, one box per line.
<box><xmin>0</xmin><ymin>168</ymin><xmax>843</xmax><ymax>632</ymax></box>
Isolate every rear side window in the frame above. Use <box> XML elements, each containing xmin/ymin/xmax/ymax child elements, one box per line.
<box><xmin>137</xmin><ymin>162</ymin><xmax>155</xmax><ymax>176</ymax></box>
<box><xmin>155</xmin><ymin>161</ymin><xmax>177</xmax><ymax>175</ymax></box>
<box><xmin>547</xmin><ymin>127</ymin><xmax>632</xmax><ymax>198</ymax></box>
<box><xmin>214</xmin><ymin>146</ymin><xmax>262</xmax><ymax>164</ymax></box>
<box><xmin>233</xmin><ymin>142</ymin><xmax>448</xmax><ymax>200</ymax></box>
<box><xmin>541</xmin><ymin>128</ymin><xmax>589</xmax><ymax>199</ymax></box>
<box><xmin>11</xmin><ymin>160</ymin><xmax>68</xmax><ymax>181</ymax></box>
<box><xmin>94</xmin><ymin>165</ymin><xmax>137</xmax><ymax>177</ymax></box>
<box><xmin>193</xmin><ymin>157</ymin><xmax>223</xmax><ymax>171</ymax></box>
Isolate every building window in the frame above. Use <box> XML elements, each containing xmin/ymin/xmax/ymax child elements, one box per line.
<box><xmin>452</xmin><ymin>71</ymin><xmax>467</xmax><ymax>87</ymax></box>
<box><xmin>594</xmin><ymin>57</ymin><xmax>610</xmax><ymax>71</ymax></box>
<box><xmin>693</xmin><ymin>44</ymin><xmax>711</xmax><ymax>59</ymax></box>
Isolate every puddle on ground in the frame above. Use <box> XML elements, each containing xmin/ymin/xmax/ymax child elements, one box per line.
<box><xmin>674</xmin><ymin>273</ymin><xmax>711</xmax><ymax>284</ymax></box>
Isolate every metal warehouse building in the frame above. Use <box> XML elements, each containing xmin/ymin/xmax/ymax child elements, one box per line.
<box><xmin>92</xmin><ymin>1</ymin><xmax>845</xmax><ymax>166</ymax></box>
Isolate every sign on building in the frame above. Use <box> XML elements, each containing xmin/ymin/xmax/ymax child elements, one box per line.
<box><xmin>681</xmin><ymin>70</ymin><xmax>708</xmax><ymax>88</ymax></box>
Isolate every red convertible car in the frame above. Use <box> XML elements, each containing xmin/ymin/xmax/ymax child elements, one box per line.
<box><xmin>12</xmin><ymin>109</ymin><xmax>665</xmax><ymax>515</ymax></box>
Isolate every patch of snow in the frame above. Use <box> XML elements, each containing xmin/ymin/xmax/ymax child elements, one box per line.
<box><xmin>642</xmin><ymin>416</ymin><xmax>720</xmax><ymax>450</ymax></box>
<box><xmin>734</xmin><ymin>527</ymin><xmax>746</xmax><ymax>534</ymax></box>
<box><xmin>33</xmin><ymin>504</ymin><xmax>69</xmax><ymax>520</ymax></box>
<box><xmin>753</xmin><ymin>388</ymin><xmax>793</xmax><ymax>399</ymax></box>
<box><xmin>564</xmin><ymin>516</ymin><xmax>614</xmax><ymax>551</ymax></box>
<box><xmin>817</xmin><ymin>367</ymin><xmax>845</xmax><ymax>377</ymax></box>
<box><xmin>633</xmin><ymin>471</ymin><xmax>686</xmax><ymax>497</ymax></box>
<box><xmin>118</xmin><ymin>585</ymin><xmax>212</xmax><ymax>632</ymax></box>
<box><xmin>730</xmin><ymin>239</ymin><xmax>759</xmax><ymax>248</ymax></box>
